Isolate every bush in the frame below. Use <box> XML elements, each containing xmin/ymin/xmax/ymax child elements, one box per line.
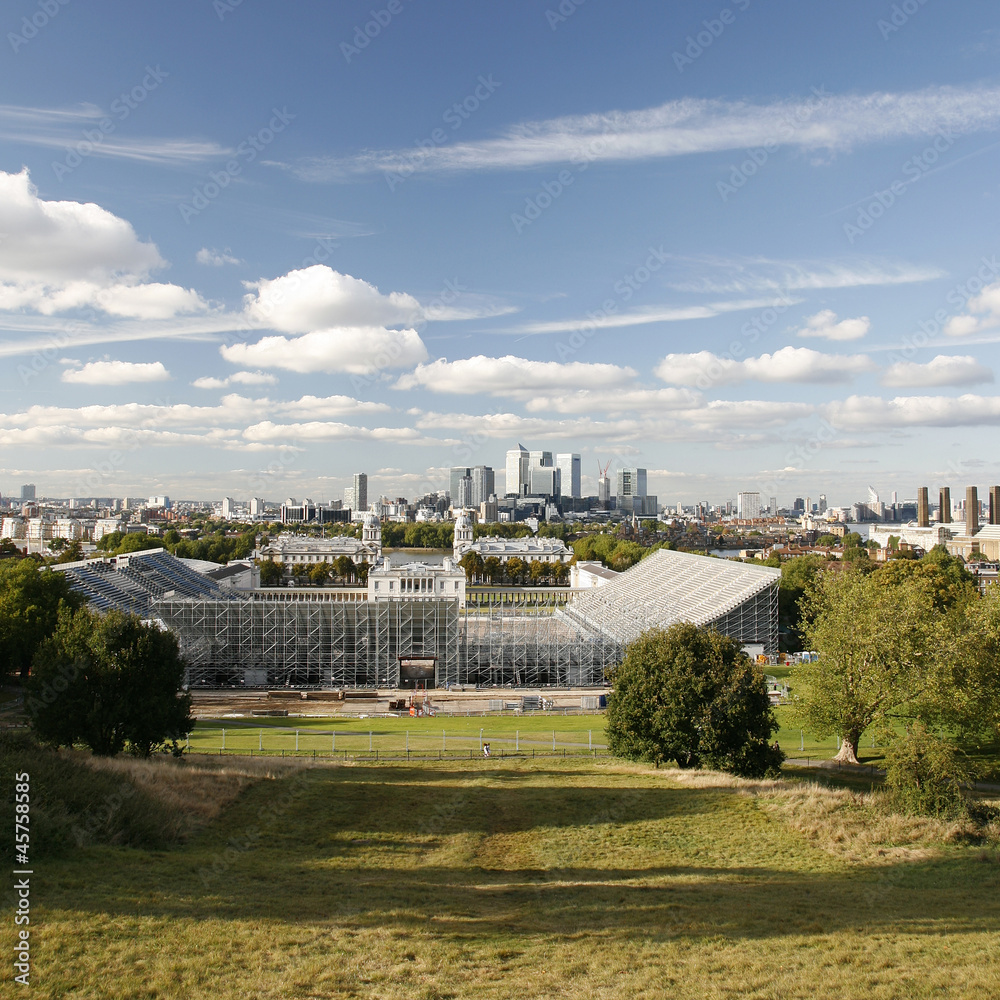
<box><xmin>883</xmin><ymin>722</ymin><xmax>971</xmax><ymax>818</ymax></box>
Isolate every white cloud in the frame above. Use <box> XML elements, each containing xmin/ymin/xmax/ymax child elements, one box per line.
<box><xmin>242</xmin><ymin>421</ymin><xmax>427</xmax><ymax>444</ymax></box>
<box><xmin>0</xmin><ymin>168</ymin><xmax>208</xmax><ymax>319</ymax></box>
<box><xmin>196</xmin><ymin>248</ymin><xmax>243</xmax><ymax>267</ymax></box>
<box><xmin>242</xmin><ymin>265</ymin><xmax>421</xmax><ymax>332</ymax></box>
<box><xmin>796</xmin><ymin>310</ymin><xmax>871</xmax><ymax>341</ymax></box>
<box><xmin>826</xmin><ymin>393</ymin><xmax>1000</xmax><ymax>429</ymax></box>
<box><xmin>944</xmin><ymin>280</ymin><xmax>1000</xmax><ymax>337</ymax></box>
<box><xmin>522</xmin><ymin>387</ymin><xmax>701</xmax><ymax>414</ymax></box>
<box><xmin>283</xmin><ymin>85</ymin><xmax>1000</xmax><ymax>178</ymax></box>
<box><xmin>193</xmin><ymin>370</ymin><xmax>279</xmax><ymax>389</ymax></box>
<box><xmin>881</xmin><ymin>355</ymin><xmax>994</xmax><ymax>388</ymax></box>
<box><xmin>499</xmin><ymin>298</ymin><xmax>790</xmax><ymax>336</ymax></box>
<box><xmin>273</xmin><ymin>395</ymin><xmax>392</xmax><ymax>419</ymax></box>
<box><xmin>221</xmin><ymin>327</ymin><xmax>428</xmax><ymax>375</ymax></box>
<box><xmin>394</xmin><ymin>355</ymin><xmax>637</xmax><ymax>395</ymax></box>
<box><xmin>60</xmin><ymin>360</ymin><xmax>170</xmax><ymax>385</ymax></box>
<box><xmin>668</xmin><ymin>257</ymin><xmax>942</xmax><ymax>295</ymax></box>
<box><xmin>655</xmin><ymin>346</ymin><xmax>875</xmax><ymax>386</ymax></box>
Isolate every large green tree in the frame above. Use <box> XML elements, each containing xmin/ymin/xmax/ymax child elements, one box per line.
<box><xmin>0</xmin><ymin>560</ymin><xmax>84</xmax><ymax>679</ymax></box>
<box><xmin>797</xmin><ymin>558</ymin><xmax>978</xmax><ymax>764</ymax></box>
<box><xmin>606</xmin><ymin>623</ymin><xmax>783</xmax><ymax>778</ymax></box>
<box><xmin>25</xmin><ymin>607</ymin><xmax>193</xmax><ymax>757</ymax></box>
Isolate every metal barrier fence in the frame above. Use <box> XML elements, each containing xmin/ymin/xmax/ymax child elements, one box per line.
<box><xmin>186</xmin><ymin>727</ymin><xmax>607</xmax><ymax>756</ymax></box>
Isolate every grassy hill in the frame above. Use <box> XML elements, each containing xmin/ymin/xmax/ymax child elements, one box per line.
<box><xmin>4</xmin><ymin>749</ymin><xmax>1000</xmax><ymax>998</ymax></box>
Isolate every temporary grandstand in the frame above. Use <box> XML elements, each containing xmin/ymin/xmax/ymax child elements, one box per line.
<box><xmin>55</xmin><ymin>549</ymin><xmax>230</xmax><ymax>618</ymax></box>
<box><xmin>58</xmin><ymin>547</ymin><xmax>779</xmax><ymax>689</ymax></box>
<box><xmin>561</xmin><ymin>549</ymin><xmax>780</xmax><ymax>654</ymax></box>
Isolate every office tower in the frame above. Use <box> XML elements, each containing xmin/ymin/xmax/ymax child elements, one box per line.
<box><xmin>470</xmin><ymin>465</ymin><xmax>495</xmax><ymax>508</ymax></box>
<box><xmin>616</xmin><ymin>468</ymin><xmax>647</xmax><ymax>514</ymax></box>
<box><xmin>250</xmin><ymin>497</ymin><xmax>264</xmax><ymax>519</ymax></box>
<box><xmin>456</xmin><ymin>475</ymin><xmax>473</xmax><ymax>508</ymax></box>
<box><xmin>20</xmin><ymin>484</ymin><xmax>35</xmax><ymax>501</ymax></box>
<box><xmin>917</xmin><ymin>487</ymin><xmax>929</xmax><ymax>528</ymax></box>
<box><xmin>529</xmin><ymin>450</ymin><xmax>553</xmax><ymax>470</ymax></box>
<box><xmin>966</xmin><ymin>486</ymin><xmax>979</xmax><ymax>536</ymax></box>
<box><xmin>353</xmin><ymin>473</ymin><xmax>368</xmax><ymax>512</ymax></box>
<box><xmin>939</xmin><ymin>487</ymin><xmax>952</xmax><ymax>524</ymax></box>
<box><xmin>793</xmin><ymin>497</ymin><xmax>805</xmax><ymax>513</ymax></box>
<box><xmin>769</xmin><ymin>496</ymin><xmax>778</xmax><ymax>513</ymax></box>
<box><xmin>818</xmin><ymin>494</ymin><xmax>827</xmax><ymax>514</ymax></box>
<box><xmin>505</xmin><ymin>444</ymin><xmax>529</xmax><ymax>497</ymax></box>
<box><xmin>598</xmin><ymin>473</ymin><xmax>610</xmax><ymax>505</ymax></box>
<box><xmin>450</xmin><ymin>467</ymin><xmax>471</xmax><ymax>502</ymax></box>
<box><xmin>737</xmin><ymin>492</ymin><xmax>761</xmax><ymax>519</ymax></box>
<box><xmin>221</xmin><ymin>497</ymin><xmax>235</xmax><ymax>520</ymax></box>
<box><xmin>990</xmin><ymin>485</ymin><xmax>1000</xmax><ymax>526</ymax></box>
<box><xmin>868</xmin><ymin>485</ymin><xmax>879</xmax><ymax>505</ymax></box>
<box><xmin>343</xmin><ymin>487</ymin><xmax>355</xmax><ymax>510</ymax></box>
<box><xmin>556</xmin><ymin>453</ymin><xmax>581</xmax><ymax>499</ymax></box>
<box><xmin>530</xmin><ymin>466</ymin><xmax>561</xmax><ymax>497</ymax></box>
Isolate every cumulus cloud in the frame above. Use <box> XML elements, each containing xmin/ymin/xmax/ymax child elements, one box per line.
<box><xmin>242</xmin><ymin>421</ymin><xmax>428</xmax><ymax>444</ymax></box>
<box><xmin>0</xmin><ymin>168</ymin><xmax>208</xmax><ymax>318</ymax></box>
<box><xmin>796</xmin><ymin>310</ymin><xmax>871</xmax><ymax>341</ymax></box>
<box><xmin>881</xmin><ymin>355</ymin><xmax>994</xmax><ymax>388</ymax></box>
<box><xmin>522</xmin><ymin>387</ymin><xmax>701</xmax><ymax>414</ymax></box>
<box><xmin>221</xmin><ymin>327</ymin><xmax>428</xmax><ymax>375</ymax></box>
<box><xmin>196</xmin><ymin>247</ymin><xmax>243</xmax><ymax>267</ymax></box>
<box><xmin>192</xmin><ymin>371</ymin><xmax>279</xmax><ymax>389</ymax></box>
<box><xmin>655</xmin><ymin>346</ymin><xmax>874</xmax><ymax>386</ymax></box>
<box><xmin>242</xmin><ymin>266</ymin><xmax>421</xmax><ymax>332</ymax></box>
<box><xmin>826</xmin><ymin>393</ymin><xmax>1000</xmax><ymax>429</ymax></box>
<box><xmin>60</xmin><ymin>360</ymin><xmax>170</xmax><ymax>385</ymax></box>
<box><xmin>394</xmin><ymin>355</ymin><xmax>637</xmax><ymax>395</ymax></box>
<box><xmin>944</xmin><ymin>280</ymin><xmax>1000</xmax><ymax>337</ymax></box>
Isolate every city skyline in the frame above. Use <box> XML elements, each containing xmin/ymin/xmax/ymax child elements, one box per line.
<box><xmin>2</xmin><ymin>3</ymin><xmax>1000</xmax><ymax>504</ymax></box>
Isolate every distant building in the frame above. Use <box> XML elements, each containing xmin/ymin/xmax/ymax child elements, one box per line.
<box><xmin>470</xmin><ymin>465</ymin><xmax>495</xmax><ymax>508</ymax></box>
<box><xmin>453</xmin><ymin>512</ymin><xmax>571</xmax><ymax>565</ymax></box>
<box><xmin>250</xmin><ymin>497</ymin><xmax>265</xmax><ymax>519</ymax></box>
<box><xmin>505</xmin><ymin>444</ymin><xmax>530</xmax><ymax>497</ymax></box>
<box><xmin>556</xmin><ymin>453</ymin><xmax>581</xmax><ymax>499</ymax></box>
<box><xmin>20</xmin><ymin>484</ymin><xmax>35</xmax><ymax>501</ymax></box>
<box><xmin>259</xmin><ymin>514</ymin><xmax>382</xmax><ymax>569</ymax></box>
<box><xmin>737</xmin><ymin>491</ymin><xmax>761</xmax><ymax>520</ymax></box>
<box><xmin>221</xmin><ymin>497</ymin><xmax>236</xmax><ymax>520</ymax></box>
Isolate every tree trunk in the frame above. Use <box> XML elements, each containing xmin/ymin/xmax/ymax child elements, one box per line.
<box><xmin>834</xmin><ymin>731</ymin><xmax>861</xmax><ymax>764</ymax></box>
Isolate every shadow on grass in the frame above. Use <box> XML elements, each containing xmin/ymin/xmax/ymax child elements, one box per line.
<box><xmin>41</xmin><ymin>763</ymin><xmax>1000</xmax><ymax>944</ymax></box>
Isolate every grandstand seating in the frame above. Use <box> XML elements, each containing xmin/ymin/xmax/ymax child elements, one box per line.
<box><xmin>56</xmin><ymin>549</ymin><xmax>229</xmax><ymax>616</ymax></box>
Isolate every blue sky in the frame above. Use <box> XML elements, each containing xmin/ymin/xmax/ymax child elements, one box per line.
<box><xmin>2</xmin><ymin>0</ymin><xmax>1000</xmax><ymax>506</ymax></box>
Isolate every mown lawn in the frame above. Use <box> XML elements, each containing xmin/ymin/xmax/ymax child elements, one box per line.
<box><xmin>9</xmin><ymin>757</ymin><xmax>1000</xmax><ymax>999</ymax></box>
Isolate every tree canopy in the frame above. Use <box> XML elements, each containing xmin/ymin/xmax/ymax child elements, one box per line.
<box><xmin>0</xmin><ymin>560</ymin><xmax>84</xmax><ymax>679</ymax></box>
<box><xmin>606</xmin><ymin>623</ymin><xmax>783</xmax><ymax>778</ymax></box>
<box><xmin>25</xmin><ymin>607</ymin><xmax>193</xmax><ymax>757</ymax></box>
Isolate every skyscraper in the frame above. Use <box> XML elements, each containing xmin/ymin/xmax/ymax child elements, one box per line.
<box><xmin>556</xmin><ymin>453</ymin><xmax>581</xmax><ymax>499</ymax></box>
<box><xmin>505</xmin><ymin>444</ymin><xmax>529</xmax><ymax>497</ymax></box>
<box><xmin>528</xmin><ymin>450</ymin><xmax>553</xmax><ymax>470</ymax></box>
<box><xmin>470</xmin><ymin>465</ymin><xmax>495</xmax><ymax>507</ymax></box>
<box><xmin>917</xmin><ymin>487</ymin><xmax>929</xmax><ymax>528</ymax></box>
<box><xmin>737</xmin><ymin>492</ymin><xmax>761</xmax><ymax>520</ymax></box>
<box><xmin>529</xmin><ymin>466</ymin><xmax>561</xmax><ymax>498</ymax></box>
<box><xmin>353</xmin><ymin>472</ymin><xmax>368</xmax><ymax>513</ymax></box>
<box><xmin>221</xmin><ymin>497</ymin><xmax>236</xmax><ymax>520</ymax></box>
<box><xmin>450</xmin><ymin>467</ymin><xmax>471</xmax><ymax>503</ymax></box>
<box><xmin>616</xmin><ymin>468</ymin><xmax>647</xmax><ymax>514</ymax></box>
<box><xmin>20</xmin><ymin>484</ymin><xmax>35</xmax><ymax>501</ymax></box>
<box><xmin>990</xmin><ymin>485</ymin><xmax>1000</xmax><ymax>526</ymax></box>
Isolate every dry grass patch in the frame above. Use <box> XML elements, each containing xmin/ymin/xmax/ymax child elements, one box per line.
<box><xmin>662</xmin><ymin>765</ymin><xmax>1000</xmax><ymax>862</ymax></box>
<box><xmin>77</xmin><ymin>752</ymin><xmax>307</xmax><ymax>839</ymax></box>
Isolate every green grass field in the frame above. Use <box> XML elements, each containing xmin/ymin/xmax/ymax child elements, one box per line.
<box><xmin>189</xmin><ymin>708</ymin><xmax>851</xmax><ymax>761</ymax></box>
<box><xmin>10</xmin><ymin>756</ymin><xmax>1000</xmax><ymax>999</ymax></box>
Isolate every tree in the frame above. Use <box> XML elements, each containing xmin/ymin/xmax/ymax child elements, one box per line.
<box><xmin>552</xmin><ymin>562</ymin><xmax>570</xmax><ymax>586</ymax></box>
<box><xmin>798</xmin><ymin>567</ymin><xmax>952</xmax><ymax>764</ymax></box>
<box><xmin>0</xmin><ymin>560</ymin><xmax>84</xmax><ymax>679</ymax></box>
<box><xmin>460</xmin><ymin>551</ymin><xmax>484</xmax><ymax>584</ymax></box>
<box><xmin>606</xmin><ymin>624</ymin><xmax>783</xmax><ymax>778</ymax></box>
<box><xmin>483</xmin><ymin>556</ymin><xmax>503</xmax><ymax>585</ymax></box>
<box><xmin>778</xmin><ymin>554</ymin><xmax>827</xmax><ymax>652</ymax></box>
<box><xmin>258</xmin><ymin>559</ymin><xmax>283</xmax><ymax>587</ymax></box>
<box><xmin>334</xmin><ymin>555</ymin><xmax>354</xmax><ymax>583</ymax></box>
<box><xmin>309</xmin><ymin>561</ymin><xmax>331</xmax><ymax>586</ymax></box>
<box><xmin>529</xmin><ymin>560</ymin><xmax>548</xmax><ymax>586</ymax></box>
<box><xmin>504</xmin><ymin>557</ymin><xmax>525</xmax><ymax>585</ymax></box>
<box><xmin>25</xmin><ymin>607</ymin><xmax>193</xmax><ymax>757</ymax></box>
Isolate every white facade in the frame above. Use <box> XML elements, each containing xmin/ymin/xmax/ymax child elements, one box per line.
<box><xmin>368</xmin><ymin>557</ymin><xmax>466</xmax><ymax>607</ymax></box>
<box><xmin>737</xmin><ymin>492</ymin><xmax>761</xmax><ymax>519</ymax></box>
<box><xmin>556</xmin><ymin>453</ymin><xmax>581</xmax><ymax>499</ymax></box>
<box><xmin>0</xmin><ymin>517</ymin><xmax>25</xmax><ymax>539</ymax></box>
<box><xmin>259</xmin><ymin>524</ymin><xmax>381</xmax><ymax>567</ymax></box>
<box><xmin>570</xmin><ymin>560</ymin><xmax>620</xmax><ymax>588</ymax></box>
<box><xmin>505</xmin><ymin>444</ymin><xmax>529</xmax><ymax>497</ymax></box>
<box><xmin>94</xmin><ymin>518</ymin><xmax>124</xmax><ymax>541</ymax></box>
